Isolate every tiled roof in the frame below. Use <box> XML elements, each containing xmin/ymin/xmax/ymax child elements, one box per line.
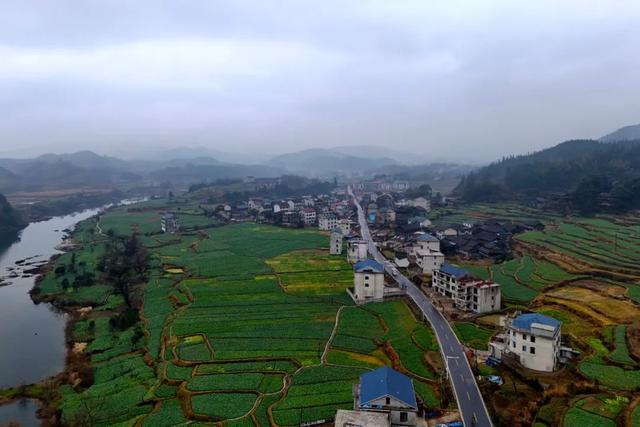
<box><xmin>512</xmin><ymin>313</ymin><xmax>561</xmax><ymax>332</ymax></box>
<box><xmin>439</xmin><ymin>262</ymin><xmax>470</xmax><ymax>279</ymax></box>
<box><xmin>354</xmin><ymin>259</ymin><xmax>384</xmax><ymax>273</ymax></box>
<box><xmin>359</xmin><ymin>366</ymin><xmax>417</xmax><ymax>409</ymax></box>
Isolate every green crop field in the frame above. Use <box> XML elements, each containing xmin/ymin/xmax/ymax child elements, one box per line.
<box><xmin>44</xmin><ymin>203</ymin><xmax>445</xmax><ymax>426</ymax></box>
<box><xmin>453</xmin><ymin>322</ymin><xmax>494</xmax><ymax>350</ymax></box>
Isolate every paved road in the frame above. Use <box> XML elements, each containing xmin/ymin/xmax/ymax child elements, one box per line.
<box><xmin>349</xmin><ymin>187</ymin><xmax>492</xmax><ymax>427</ymax></box>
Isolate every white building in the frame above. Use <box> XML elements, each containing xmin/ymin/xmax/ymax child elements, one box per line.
<box><xmin>300</xmin><ymin>208</ymin><xmax>317</xmax><ymax>225</ymax></box>
<box><xmin>394</xmin><ymin>252</ymin><xmax>410</xmax><ymax>268</ymax></box>
<box><xmin>339</xmin><ymin>219</ymin><xmax>352</xmax><ymax>235</ymax></box>
<box><xmin>392</xmin><ymin>180</ymin><xmax>410</xmax><ymax>191</ymax></box>
<box><xmin>330</xmin><ymin>229</ymin><xmax>343</xmax><ymax>255</ymax></box>
<box><xmin>347</xmin><ymin>239</ymin><xmax>369</xmax><ymax>264</ymax></box>
<box><xmin>413</xmin><ymin>233</ymin><xmax>440</xmax><ymax>254</ymax></box>
<box><xmin>354</xmin><ymin>366</ymin><xmax>418</xmax><ymax>426</ymax></box>
<box><xmin>411</xmin><ymin>197</ymin><xmax>430</xmax><ymax>211</ymax></box>
<box><xmin>431</xmin><ymin>263</ymin><xmax>501</xmax><ymax>314</ymax></box>
<box><xmin>161</xmin><ymin>213</ymin><xmax>179</xmax><ymax>234</ymax></box>
<box><xmin>318</xmin><ymin>213</ymin><xmax>339</xmax><ymax>231</ymax></box>
<box><xmin>411</xmin><ymin>233</ymin><xmax>444</xmax><ymax>275</ymax></box>
<box><xmin>350</xmin><ymin>259</ymin><xmax>385</xmax><ymax>305</ymax></box>
<box><xmin>335</xmin><ymin>410</ymin><xmax>390</xmax><ymax>427</ymax></box>
<box><xmin>489</xmin><ymin>312</ymin><xmax>561</xmax><ymax>372</ymax></box>
<box><xmin>415</xmin><ymin>249</ymin><xmax>444</xmax><ymax>275</ymax></box>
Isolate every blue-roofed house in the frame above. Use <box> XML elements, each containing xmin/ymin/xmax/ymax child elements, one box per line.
<box><xmin>414</xmin><ymin>233</ymin><xmax>440</xmax><ymax>252</ymax></box>
<box><xmin>354</xmin><ymin>366</ymin><xmax>418</xmax><ymax>426</ymax></box>
<box><xmin>432</xmin><ymin>263</ymin><xmax>501</xmax><ymax>314</ymax></box>
<box><xmin>350</xmin><ymin>259</ymin><xmax>386</xmax><ymax>305</ymax></box>
<box><xmin>489</xmin><ymin>311</ymin><xmax>562</xmax><ymax>372</ymax></box>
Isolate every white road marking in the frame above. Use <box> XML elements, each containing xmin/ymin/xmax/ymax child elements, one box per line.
<box><xmin>467</xmin><ymin>391</ymin><xmax>471</xmax><ymax>400</ymax></box>
<box><xmin>455</xmin><ymin>358</ymin><xmax>459</xmax><ymax>367</ymax></box>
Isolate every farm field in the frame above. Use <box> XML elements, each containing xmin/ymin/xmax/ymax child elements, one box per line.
<box><xmin>433</xmin><ymin>204</ymin><xmax>640</xmax><ymax>425</ymax></box>
<box><xmin>38</xmin><ymin>201</ymin><xmax>445</xmax><ymax>426</ymax></box>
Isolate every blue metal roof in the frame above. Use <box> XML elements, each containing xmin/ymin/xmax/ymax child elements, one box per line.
<box><xmin>360</xmin><ymin>366</ymin><xmax>417</xmax><ymax>409</ymax></box>
<box><xmin>354</xmin><ymin>259</ymin><xmax>384</xmax><ymax>273</ymax></box>
<box><xmin>417</xmin><ymin>233</ymin><xmax>438</xmax><ymax>242</ymax></box>
<box><xmin>439</xmin><ymin>262</ymin><xmax>469</xmax><ymax>279</ymax></box>
<box><xmin>512</xmin><ymin>313</ymin><xmax>561</xmax><ymax>332</ymax></box>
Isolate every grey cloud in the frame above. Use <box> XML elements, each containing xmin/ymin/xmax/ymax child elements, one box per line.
<box><xmin>0</xmin><ymin>0</ymin><xmax>639</xmax><ymax>161</ymax></box>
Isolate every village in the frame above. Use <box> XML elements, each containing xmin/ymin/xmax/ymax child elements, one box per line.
<box><xmin>160</xmin><ymin>177</ymin><xmax>575</xmax><ymax>427</ymax></box>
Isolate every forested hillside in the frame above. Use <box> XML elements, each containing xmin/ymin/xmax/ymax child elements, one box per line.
<box><xmin>0</xmin><ymin>193</ymin><xmax>26</xmax><ymax>237</ymax></box>
<box><xmin>455</xmin><ymin>139</ymin><xmax>640</xmax><ymax>213</ymax></box>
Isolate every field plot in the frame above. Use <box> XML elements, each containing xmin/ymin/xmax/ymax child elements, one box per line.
<box><xmin>49</xmin><ymin>204</ymin><xmax>446</xmax><ymax>426</ymax></box>
<box><xmin>579</xmin><ymin>338</ymin><xmax>640</xmax><ymax>390</ymax></box>
<box><xmin>543</xmin><ymin>285</ymin><xmax>640</xmax><ymax>324</ymax></box>
<box><xmin>516</xmin><ymin>217</ymin><xmax>640</xmax><ymax>278</ymax></box>
<box><xmin>453</xmin><ymin>322</ymin><xmax>494</xmax><ymax>350</ymax></box>
<box><xmin>563</xmin><ymin>395</ymin><xmax>628</xmax><ymax>427</ymax></box>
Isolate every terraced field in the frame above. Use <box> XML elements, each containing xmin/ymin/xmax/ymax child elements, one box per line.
<box><xmin>40</xmin><ymin>201</ymin><xmax>444</xmax><ymax>426</ymax></box>
<box><xmin>460</xmin><ymin>255</ymin><xmax>576</xmax><ymax>303</ymax></box>
<box><xmin>562</xmin><ymin>395</ymin><xmax>628</xmax><ymax>427</ymax></box>
<box><xmin>433</xmin><ymin>205</ymin><xmax>640</xmax><ymax>425</ymax></box>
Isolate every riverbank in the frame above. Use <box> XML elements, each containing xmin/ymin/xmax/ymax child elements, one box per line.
<box><xmin>0</xmin><ymin>208</ymin><xmax>109</xmax><ymax>425</ymax></box>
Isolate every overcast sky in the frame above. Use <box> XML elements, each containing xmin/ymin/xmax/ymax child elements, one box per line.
<box><xmin>1</xmin><ymin>0</ymin><xmax>639</xmax><ymax>162</ymax></box>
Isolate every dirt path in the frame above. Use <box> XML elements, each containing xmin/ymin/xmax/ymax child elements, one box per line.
<box><xmin>321</xmin><ymin>305</ymin><xmax>344</xmax><ymax>364</ymax></box>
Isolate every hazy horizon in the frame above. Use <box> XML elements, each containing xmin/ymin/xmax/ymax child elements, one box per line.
<box><xmin>1</xmin><ymin>0</ymin><xmax>639</xmax><ymax>162</ymax></box>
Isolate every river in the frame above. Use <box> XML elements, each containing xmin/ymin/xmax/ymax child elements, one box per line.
<box><xmin>0</xmin><ymin>208</ymin><xmax>103</xmax><ymax>425</ymax></box>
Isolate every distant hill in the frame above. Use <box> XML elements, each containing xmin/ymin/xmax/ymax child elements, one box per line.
<box><xmin>600</xmin><ymin>124</ymin><xmax>640</xmax><ymax>143</ymax></box>
<box><xmin>0</xmin><ymin>193</ymin><xmax>26</xmax><ymax>237</ymax></box>
<box><xmin>455</xmin><ymin>139</ymin><xmax>640</xmax><ymax>213</ymax></box>
<box><xmin>267</xmin><ymin>148</ymin><xmax>397</xmax><ymax>176</ymax></box>
<box><xmin>329</xmin><ymin>145</ymin><xmax>427</xmax><ymax>165</ymax></box>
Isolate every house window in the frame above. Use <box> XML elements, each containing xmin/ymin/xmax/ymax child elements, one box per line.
<box><xmin>512</xmin><ymin>341</ymin><xmax>516</xmax><ymax>348</ymax></box>
<box><xmin>522</xmin><ymin>345</ymin><xmax>527</xmax><ymax>352</ymax></box>
<box><xmin>365</xmin><ymin>275</ymin><xmax>370</xmax><ymax>280</ymax></box>
<box><xmin>531</xmin><ymin>336</ymin><xmax>536</xmax><ymax>343</ymax></box>
<box><xmin>400</xmin><ymin>412</ymin><xmax>408</xmax><ymax>422</ymax></box>
<box><xmin>530</xmin><ymin>347</ymin><xmax>536</xmax><ymax>354</ymax></box>
<box><xmin>523</xmin><ymin>334</ymin><xmax>527</xmax><ymax>340</ymax></box>
<box><xmin>386</xmin><ymin>397</ymin><xmax>390</xmax><ymax>405</ymax></box>
<box><xmin>365</xmin><ymin>283</ymin><xmax>369</xmax><ymax>287</ymax></box>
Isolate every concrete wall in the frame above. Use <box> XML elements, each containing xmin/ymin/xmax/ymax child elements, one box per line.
<box><xmin>354</xmin><ymin>271</ymin><xmax>384</xmax><ymax>304</ymax></box>
<box><xmin>506</xmin><ymin>327</ymin><xmax>560</xmax><ymax>372</ymax></box>
<box><xmin>348</xmin><ymin>241</ymin><xmax>368</xmax><ymax>263</ymax></box>
<box><xmin>330</xmin><ymin>233</ymin><xmax>343</xmax><ymax>255</ymax></box>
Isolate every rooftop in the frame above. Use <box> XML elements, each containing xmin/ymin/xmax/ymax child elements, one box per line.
<box><xmin>512</xmin><ymin>313</ymin><xmax>561</xmax><ymax>332</ymax></box>
<box><xmin>439</xmin><ymin>262</ymin><xmax>470</xmax><ymax>279</ymax></box>
<box><xmin>354</xmin><ymin>259</ymin><xmax>385</xmax><ymax>273</ymax></box>
<box><xmin>416</xmin><ymin>233</ymin><xmax>439</xmax><ymax>242</ymax></box>
<box><xmin>359</xmin><ymin>366</ymin><xmax>417</xmax><ymax>409</ymax></box>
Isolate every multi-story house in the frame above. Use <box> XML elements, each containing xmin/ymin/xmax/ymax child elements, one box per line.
<box><xmin>489</xmin><ymin>312</ymin><xmax>561</xmax><ymax>372</ymax></box>
<box><xmin>318</xmin><ymin>212</ymin><xmax>339</xmax><ymax>231</ymax></box>
<box><xmin>431</xmin><ymin>263</ymin><xmax>501</xmax><ymax>314</ymax></box>
<box><xmin>300</xmin><ymin>207</ymin><xmax>317</xmax><ymax>225</ymax></box>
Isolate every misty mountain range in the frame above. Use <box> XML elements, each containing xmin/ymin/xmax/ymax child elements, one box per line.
<box><xmin>0</xmin><ymin>146</ymin><xmax>437</xmax><ymax>193</ymax></box>
<box><xmin>1</xmin><ymin>123</ymin><xmax>636</xmax><ymax>194</ymax></box>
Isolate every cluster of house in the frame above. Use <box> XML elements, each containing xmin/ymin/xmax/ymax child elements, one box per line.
<box><xmin>202</xmin><ymin>190</ymin><xmax>355</xmax><ymax>227</ymax></box>
<box><xmin>438</xmin><ymin>220</ymin><xmax>544</xmax><ymax>261</ymax></box>
<box><xmin>363</xmin><ymin>193</ymin><xmax>431</xmax><ymax>227</ymax></box>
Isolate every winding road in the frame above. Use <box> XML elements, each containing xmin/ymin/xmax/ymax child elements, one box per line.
<box><xmin>349</xmin><ymin>187</ymin><xmax>492</xmax><ymax>427</ymax></box>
